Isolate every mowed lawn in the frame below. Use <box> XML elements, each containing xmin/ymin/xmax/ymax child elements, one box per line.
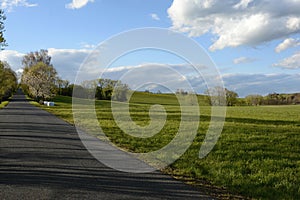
<box><xmin>33</xmin><ymin>93</ymin><xmax>300</xmax><ymax>199</ymax></box>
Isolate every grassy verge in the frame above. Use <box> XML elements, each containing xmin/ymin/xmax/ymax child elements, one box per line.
<box><xmin>0</xmin><ymin>101</ymin><xmax>9</xmax><ymax>109</ymax></box>
<box><xmin>32</xmin><ymin>93</ymin><xmax>300</xmax><ymax>199</ymax></box>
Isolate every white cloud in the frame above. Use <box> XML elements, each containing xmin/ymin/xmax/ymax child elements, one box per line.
<box><xmin>150</xmin><ymin>13</ymin><xmax>160</xmax><ymax>21</ymax></box>
<box><xmin>98</xmin><ymin>63</ymin><xmax>300</xmax><ymax>96</ymax></box>
<box><xmin>48</xmin><ymin>48</ymin><xmax>92</xmax><ymax>81</ymax></box>
<box><xmin>286</xmin><ymin>17</ymin><xmax>300</xmax><ymax>31</ymax></box>
<box><xmin>65</xmin><ymin>0</ymin><xmax>94</xmax><ymax>9</ymax></box>
<box><xmin>275</xmin><ymin>38</ymin><xmax>300</xmax><ymax>53</ymax></box>
<box><xmin>0</xmin><ymin>50</ymin><xmax>24</xmax><ymax>70</ymax></box>
<box><xmin>233</xmin><ymin>0</ymin><xmax>253</xmax><ymax>9</ymax></box>
<box><xmin>0</xmin><ymin>0</ymin><xmax>37</xmax><ymax>12</ymax></box>
<box><xmin>0</xmin><ymin>48</ymin><xmax>92</xmax><ymax>82</ymax></box>
<box><xmin>92</xmin><ymin>63</ymin><xmax>209</xmax><ymax>93</ymax></box>
<box><xmin>273</xmin><ymin>51</ymin><xmax>300</xmax><ymax>69</ymax></box>
<box><xmin>167</xmin><ymin>0</ymin><xmax>300</xmax><ymax>51</ymax></box>
<box><xmin>1</xmin><ymin>49</ymin><xmax>298</xmax><ymax>96</ymax></box>
<box><xmin>99</xmin><ymin>63</ymin><xmax>300</xmax><ymax>97</ymax></box>
<box><xmin>222</xmin><ymin>73</ymin><xmax>300</xmax><ymax>96</ymax></box>
<box><xmin>233</xmin><ymin>57</ymin><xmax>256</xmax><ymax>64</ymax></box>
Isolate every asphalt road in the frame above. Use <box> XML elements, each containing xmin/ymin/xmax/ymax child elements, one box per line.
<box><xmin>0</xmin><ymin>90</ymin><xmax>212</xmax><ymax>200</ymax></box>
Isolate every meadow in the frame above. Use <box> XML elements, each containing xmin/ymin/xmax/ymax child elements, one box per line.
<box><xmin>33</xmin><ymin>92</ymin><xmax>300</xmax><ymax>199</ymax></box>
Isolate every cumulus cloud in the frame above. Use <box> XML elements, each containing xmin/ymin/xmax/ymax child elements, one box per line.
<box><xmin>1</xmin><ymin>49</ymin><xmax>298</xmax><ymax>95</ymax></box>
<box><xmin>233</xmin><ymin>57</ymin><xmax>256</xmax><ymax>64</ymax></box>
<box><xmin>273</xmin><ymin>51</ymin><xmax>300</xmax><ymax>69</ymax></box>
<box><xmin>275</xmin><ymin>38</ymin><xmax>300</xmax><ymax>53</ymax></box>
<box><xmin>98</xmin><ymin>63</ymin><xmax>206</xmax><ymax>92</ymax></box>
<box><xmin>0</xmin><ymin>50</ymin><xmax>24</xmax><ymax>70</ymax></box>
<box><xmin>48</xmin><ymin>48</ymin><xmax>92</xmax><ymax>81</ymax></box>
<box><xmin>0</xmin><ymin>0</ymin><xmax>37</xmax><ymax>12</ymax></box>
<box><xmin>150</xmin><ymin>13</ymin><xmax>160</xmax><ymax>21</ymax></box>
<box><xmin>167</xmin><ymin>0</ymin><xmax>300</xmax><ymax>51</ymax></box>
<box><xmin>97</xmin><ymin>63</ymin><xmax>300</xmax><ymax>96</ymax></box>
<box><xmin>222</xmin><ymin>73</ymin><xmax>300</xmax><ymax>96</ymax></box>
<box><xmin>0</xmin><ymin>48</ymin><xmax>92</xmax><ymax>82</ymax></box>
<box><xmin>65</xmin><ymin>0</ymin><xmax>94</xmax><ymax>9</ymax></box>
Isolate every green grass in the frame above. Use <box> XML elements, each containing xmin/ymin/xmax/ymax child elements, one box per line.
<box><xmin>33</xmin><ymin>93</ymin><xmax>300</xmax><ymax>199</ymax></box>
<box><xmin>0</xmin><ymin>101</ymin><xmax>9</xmax><ymax>109</ymax></box>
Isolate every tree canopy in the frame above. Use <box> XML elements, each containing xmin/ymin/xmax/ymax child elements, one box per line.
<box><xmin>22</xmin><ymin>49</ymin><xmax>51</xmax><ymax>68</ymax></box>
<box><xmin>21</xmin><ymin>50</ymin><xmax>58</xmax><ymax>101</ymax></box>
<box><xmin>0</xmin><ymin>10</ymin><xmax>7</xmax><ymax>49</ymax></box>
<box><xmin>0</xmin><ymin>61</ymin><xmax>17</xmax><ymax>103</ymax></box>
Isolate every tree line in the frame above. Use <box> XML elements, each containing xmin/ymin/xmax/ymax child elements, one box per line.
<box><xmin>56</xmin><ymin>78</ymin><xmax>129</xmax><ymax>102</ymax></box>
<box><xmin>203</xmin><ymin>87</ymin><xmax>300</xmax><ymax>106</ymax></box>
<box><xmin>0</xmin><ymin>61</ymin><xmax>17</xmax><ymax>103</ymax></box>
<box><xmin>1</xmin><ymin>9</ymin><xmax>299</xmax><ymax>106</ymax></box>
<box><xmin>0</xmin><ymin>11</ymin><xmax>17</xmax><ymax>104</ymax></box>
<box><xmin>20</xmin><ymin>49</ymin><xmax>129</xmax><ymax>102</ymax></box>
<box><xmin>2</xmin><ymin>47</ymin><xmax>299</xmax><ymax>106</ymax></box>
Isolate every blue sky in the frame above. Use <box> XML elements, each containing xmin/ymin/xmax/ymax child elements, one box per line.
<box><xmin>0</xmin><ymin>0</ymin><xmax>300</xmax><ymax>96</ymax></box>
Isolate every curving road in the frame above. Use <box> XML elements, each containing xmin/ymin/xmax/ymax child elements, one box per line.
<box><xmin>0</xmin><ymin>90</ymin><xmax>212</xmax><ymax>200</ymax></box>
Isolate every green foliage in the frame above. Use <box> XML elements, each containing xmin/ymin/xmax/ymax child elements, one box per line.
<box><xmin>0</xmin><ymin>10</ymin><xmax>7</xmax><ymax>49</ymax></box>
<box><xmin>225</xmin><ymin>88</ymin><xmax>239</xmax><ymax>106</ymax></box>
<box><xmin>205</xmin><ymin>87</ymin><xmax>237</xmax><ymax>106</ymax></box>
<box><xmin>0</xmin><ymin>100</ymin><xmax>9</xmax><ymax>109</ymax></box>
<box><xmin>0</xmin><ymin>61</ymin><xmax>17</xmax><ymax>102</ymax></box>
<box><xmin>245</xmin><ymin>94</ymin><xmax>264</xmax><ymax>106</ymax></box>
<box><xmin>34</xmin><ymin>92</ymin><xmax>300</xmax><ymax>199</ymax></box>
<box><xmin>264</xmin><ymin>93</ymin><xmax>300</xmax><ymax>105</ymax></box>
<box><xmin>21</xmin><ymin>50</ymin><xmax>58</xmax><ymax>101</ymax></box>
<box><xmin>58</xmin><ymin>78</ymin><xmax>130</xmax><ymax>102</ymax></box>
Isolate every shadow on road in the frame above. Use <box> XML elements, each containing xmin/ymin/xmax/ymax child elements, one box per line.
<box><xmin>0</xmin><ymin>90</ymin><xmax>211</xmax><ymax>199</ymax></box>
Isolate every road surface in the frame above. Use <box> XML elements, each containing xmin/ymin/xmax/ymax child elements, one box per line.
<box><xmin>0</xmin><ymin>90</ymin><xmax>212</xmax><ymax>200</ymax></box>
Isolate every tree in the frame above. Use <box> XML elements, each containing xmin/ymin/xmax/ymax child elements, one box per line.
<box><xmin>56</xmin><ymin>78</ymin><xmax>70</xmax><ymax>96</ymax></box>
<box><xmin>0</xmin><ymin>61</ymin><xmax>17</xmax><ymax>103</ymax></box>
<box><xmin>21</xmin><ymin>50</ymin><xmax>58</xmax><ymax>101</ymax></box>
<box><xmin>245</xmin><ymin>94</ymin><xmax>263</xmax><ymax>106</ymax></box>
<box><xmin>0</xmin><ymin>10</ymin><xmax>7</xmax><ymax>49</ymax></box>
<box><xmin>111</xmin><ymin>81</ymin><xmax>130</xmax><ymax>102</ymax></box>
<box><xmin>204</xmin><ymin>86</ymin><xmax>227</xmax><ymax>106</ymax></box>
<box><xmin>22</xmin><ymin>62</ymin><xmax>57</xmax><ymax>101</ymax></box>
<box><xmin>225</xmin><ymin>88</ymin><xmax>239</xmax><ymax>106</ymax></box>
<box><xmin>22</xmin><ymin>49</ymin><xmax>51</xmax><ymax>68</ymax></box>
<box><xmin>204</xmin><ymin>87</ymin><xmax>238</xmax><ymax>106</ymax></box>
<box><xmin>96</xmin><ymin>79</ymin><xmax>118</xmax><ymax>100</ymax></box>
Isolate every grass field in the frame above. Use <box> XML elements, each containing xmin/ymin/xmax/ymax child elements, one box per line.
<box><xmin>34</xmin><ymin>93</ymin><xmax>300</xmax><ymax>199</ymax></box>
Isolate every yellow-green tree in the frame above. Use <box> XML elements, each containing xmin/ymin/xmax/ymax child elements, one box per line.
<box><xmin>0</xmin><ymin>61</ymin><xmax>17</xmax><ymax>103</ymax></box>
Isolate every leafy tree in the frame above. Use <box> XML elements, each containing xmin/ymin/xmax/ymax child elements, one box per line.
<box><xmin>21</xmin><ymin>50</ymin><xmax>58</xmax><ymax>101</ymax></box>
<box><xmin>245</xmin><ymin>94</ymin><xmax>263</xmax><ymax>106</ymax></box>
<box><xmin>112</xmin><ymin>82</ymin><xmax>130</xmax><ymax>102</ymax></box>
<box><xmin>265</xmin><ymin>93</ymin><xmax>280</xmax><ymax>105</ymax></box>
<box><xmin>225</xmin><ymin>88</ymin><xmax>239</xmax><ymax>106</ymax></box>
<box><xmin>22</xmin><ymin>49</ymin><xmax>51</xmax><ymax>68</ymax></box>
<box><xmin>0</xmin><ymin>10</ymin><xmax>7</xmax><ymax>49</ymax></box>
<box><xmin>205</xmin><ymin>87</ymin><xmax>238</xmax><ymax>106</ymax></box>
<box><xmin>0</xmin><ymin>61</ymin><xmax>17</xmax><ymax>103</ymax></box>
<box><xmin>56</xmin><ymin>78</ymin><xmax>70</xmax><ymax>95</ymax></box>
<box><xmin>205</xmin><ymin>86</ymin><xmax>227</xmax><ymax>106</ymax></box>
<box><xmin>22</xmin><ymin>62</ymin><xmax>57</xmax><ymax>101</ymax></box>
<box><xmin>96</xmin><ymin>79</ymin><xmax>118</xmax><ymax>100</ymax></box>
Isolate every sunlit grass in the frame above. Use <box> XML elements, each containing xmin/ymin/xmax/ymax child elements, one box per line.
<box><xmin>32</xmin><ymin>93</ymin><xmax>300</xmax><ymax>199</ymax></box>
<box><xmin>0</xmin><ymin>101</ymin><xmax>9</xmax><ymax>109</ymax></box>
